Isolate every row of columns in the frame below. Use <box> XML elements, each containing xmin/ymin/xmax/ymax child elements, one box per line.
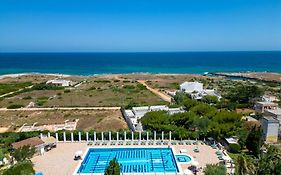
<box><xmin>42</xmin><ymin>131</ymin><xmax>173</xmax><ymax>142</ymax></box>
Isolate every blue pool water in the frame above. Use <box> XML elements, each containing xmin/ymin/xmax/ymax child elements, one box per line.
<box><xmin>175</xmin><ymin>155</ymin><xmax>192</xmax><ymax>163</ymax></box>
<box><xmin>78</xmin><ymin>148</ymin><xmax>179</xmax><ymax>174</ymax></box>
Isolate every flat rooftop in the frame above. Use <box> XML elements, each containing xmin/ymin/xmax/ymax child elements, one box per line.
<box><xmin>263</xmin><ymin>116</ymin><xmax>279</xmax><ymax>123</ymax></box>
<box><xmin>266</xmin><ymin>108</ymin><xmax>281</xmax><ymax>115</ymax></box>
<box><xmin>257</xmin><ymin>101</ymin><xmax>278</xmax><ymax>105</ymax></box>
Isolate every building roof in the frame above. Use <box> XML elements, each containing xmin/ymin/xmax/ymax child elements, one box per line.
<box><xmin>263</xmin><ymin>116</ymin><xmax>279</xmax><ymax>123</ymax></box>
<box><xmin>12</xmin><ymin>137</ymin><xmax>44</xmax><ymax>149</ymax></box>
<box><xmin>256</xmin><ymin>101</ymin><xmax>278</xmax><ymax>106</ymax></box>
<box><xmin>266</xmin><ymin>108</ymin><xmax>281</xmax><ymax>115</ymax></box>
<box><xmin>245</xmin><ymin>116</ymin><xmax>258</xmax><ymax>122</ymax></box>
<box><xmin>225</xmin><ymin>137</ymin><xmax>238</xmax><ymax>144</ymax></box>
<box><xmin>41</xmin><ymin>136</ymin><xmax>57</xmax><ymax>145</ymax></box>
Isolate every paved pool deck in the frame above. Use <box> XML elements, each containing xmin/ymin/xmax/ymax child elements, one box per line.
<box><xmin>31</xmin><ymin>142</ymin><xmax>220</xmax><ymax>175</ymax></box>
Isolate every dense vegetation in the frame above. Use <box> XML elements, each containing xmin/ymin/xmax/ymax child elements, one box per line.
<box><xmin>141</xmin><ymin>98</ymin><xmax>242</xmax><ymax>140</ymax></box>
<box><xmin>235</xmin><ymin>145</ymin><xmax>281</xmax><ymax>175</ymax></box>
<box><xmin>204</xmin><ymin>164</ymin><xmax>227</xmax><ymax>175</ymax></box>
<box><xmin>0</xmin><ymin>82</ymin><xmax>33</xmax><ymax>95</ymax></box>
<box><xmin>1</xmin><ymin>161</ymin><xmax>35</xmax><ymax>175</ymax></box>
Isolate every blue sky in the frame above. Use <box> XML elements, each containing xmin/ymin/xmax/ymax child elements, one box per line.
<box><xmin>0</xmin><ymin>0</ymin><xmax>280</xmax><ymax>52</ymax></box>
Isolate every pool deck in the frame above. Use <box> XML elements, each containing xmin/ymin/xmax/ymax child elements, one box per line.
<box><xmin>31</xmin><ymin>142</ymin><xmax>220</xmax><ymax>175</ymax></box>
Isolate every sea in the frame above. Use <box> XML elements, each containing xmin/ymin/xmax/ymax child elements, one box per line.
<box><xmin>0</xmin><ymin>51</ymin><xmax>281</xmax><ymax>76</ymax></box>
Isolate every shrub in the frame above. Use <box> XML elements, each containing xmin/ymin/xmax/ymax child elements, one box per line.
<box><xmin>32</xmin><ymin>83</ymin><xmax>63</xmax><ymax>90</ymax></box>
<box><xmin>64</xmin><ymin>89</ymin><xmax>71</xmax><ymax>93</ymax></box>
<box><xmin>2</xmin><ymin>161</ymin><xmax>35</xmax><ymax>175</ymax></box>
<box><xmin>228</xmin><ymin>143</ymin><xmax>241</xmax><ymax>153</ymax></box>
<box><xmin>22</xmin><ymin>96</ymin><xmax>32</xmax><ymax>100</ymax></box>
<box><xmin>7</xmin><ymin>104</ymin><xmax>24</xmax><ymax>109</ymax></box>
<box><xmin>204</xmin><ymin>164</ymin><xmax>226</xmax><ymax>175</ymax></box>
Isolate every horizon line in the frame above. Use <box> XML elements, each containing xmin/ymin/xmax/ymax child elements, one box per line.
<box><xmin>1</xmin><ymin>50</ymin><xmax>281</xmax><ymax>54</ymax></box>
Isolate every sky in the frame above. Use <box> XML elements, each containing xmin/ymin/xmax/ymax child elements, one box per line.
<box><xmin>0</xmin><ymin>0</ymin><xmax>280</xmax><ymax>52</ymax></box>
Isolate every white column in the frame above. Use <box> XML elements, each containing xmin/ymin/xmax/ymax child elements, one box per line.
<box><xmin>131</xmin><ymin>132</ymin><xmax>134</xmax><ymax>141</ymax></box>
<box><xmin>162</xmin><ymin>131</ymin><xmax>164</xmax><ymax>141</ymax></box>
<box><xmin>169</xmin><ymin>131</ymin><xmax>172</xmax><ymax>142</ymax></box>
<box><xmin>55</xmin><ymin>133</ymin><xmax>59</xmax><ymax>141</ymax></box>
<box><xmin>40</xmin><ymin>133</ymin><xmax>43</xmax><ymax>139</ymax></box>
<box><xmin>78</xmin><ymin>132</ymin><xmax>81</xmax><ymax>142</ymax></box>
<box><xmin>124</xmin><ymin>131</ymin><xmax>127</xmax><ymax>141</ymax></box>
<box><xmin>109</xmin><ymin>132</ymin><xmax>111</xmax><ymax>141</ymax></box>
<box><xmin>154</xmin><ymin>131</ymin><xmax>156</xmax><ymax>141</ymax></box>
<box><xmin>71</xmin><ymin>132</ymin><xmax>74</xmax><ymax>142</ymax></box>
<box><xmin>117</xmin><ymin>132</ymin><xmax>119</xmax><ymax>141</ymax></box>
<box><xmin>146</xmin><ymin>132</ymin><xmax>149</xmax><ymax>141</ymax></box>
<box><xmin>94</xmin><ymin>132</ymin><xmax>96</xmax><ymax>141</ymax></box>
<box><xmin>86</xmin><ymin>132</ymin><xmax>89</xmax><ymax>142</ymax></box>
<box><xmin>139</xmin><ymin>131</ymin><xmax>141</xmax><ymax>141</ymax></box>
<box><xmin>63</xmin><ymin>132</ymin><xmax>66</xmax><ymax>142</ymax></box>
<box><xmin>101</xmin><ymin>132</ymin><xmax>104</xmax><ymax>141</ymax></box>
<box><xmin>48</xmin><ymin>132</ymin><xmax>50</xmax><ymax>138</ymax></box>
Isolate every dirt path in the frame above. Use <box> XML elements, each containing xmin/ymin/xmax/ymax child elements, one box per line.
<box><xmin>137</xmin><ymin>80</ymin><xmax>172</xmax><ymax>103</ymax></box>
<box><xmin>0</xmin><ymin>106</ymin><xmax>121</xmax><ymax>111</ymax></box>
<box><xmin>0</xmin><ymin>85</ymin><xmax>34</xmax><ymax>98</ymax></box>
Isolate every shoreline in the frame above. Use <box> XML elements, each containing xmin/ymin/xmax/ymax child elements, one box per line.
<box><xmin>1</xmin><ymin>71</ymin><xmax>281</xmax><ymax>83</ymax></box>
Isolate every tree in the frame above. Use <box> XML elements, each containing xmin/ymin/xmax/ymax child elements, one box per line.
<box><xmin>2</xmin><ymin>161</ymin><xmax>35</xmax><ymax>175</ymax></box>
<box><xmin>228</xmin><ymin>143</ymin><xmax>241</xmax><ymax>153</ymax></box>
<box><xmin>204</xmin><ymin>164</ymin><xmax>226</xmax><ymax>175</ymax></box>
<box><xmin>174</xmin><ymin>91</ymin><xmax>189</xmax><ymax>104</ymax></box>
<box><xmin>182</xmin><ymin>98</ymin><xmax>198</xmax><ymax>110</ymax></box>
<box><xmin>245</xmin><ymin>126</ymin><xmax>263</xmax><ymax>157</ymax></box>
<box><xmin>235</xmin><ymin>154</ymin><xmax>256</xmax><ymax>175</ymax></box>
<box><xmin>104</xmin><ymin>158</ymin><xmax>120</xmax><ymax>175</ymax></box>
<box><xmin>202</xmin><ymin>95</ymin><xmax>218</xmax><ymax>104</ymax></box>
<box><xmin>11</xmin><ymin>145</ymin><xmax>36</xmax><ymax>162</ymax></box>
<box><xmin>257</xmin><ymin>145</ymin><xmax>281</xmax><ymax>175</ymax></box>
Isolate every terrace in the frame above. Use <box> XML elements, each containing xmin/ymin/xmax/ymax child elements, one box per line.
<box><xmin>31</xmin><ymin>131</ymin><xmax>229</xmax><ymax>175</ymax></box>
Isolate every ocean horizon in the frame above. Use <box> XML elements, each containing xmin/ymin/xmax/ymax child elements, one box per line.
<box><xmin>0</xmin><ymin>51</ymin><xmax>281</xmax><ymax>76</ymax></box>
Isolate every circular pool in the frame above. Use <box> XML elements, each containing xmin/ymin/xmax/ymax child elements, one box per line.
<box><xmin>175</xmin><ymin>154</ymin><xmax>192</xmax><ymax>163</ymax></box>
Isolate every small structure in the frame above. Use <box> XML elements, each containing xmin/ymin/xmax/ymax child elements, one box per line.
<box><xmin>41</xmin><ymin>136</ymin><xmax>57</xmax><ymax>151</ymax></box>
<box><xmin>46</xmin><ymin>79</ymin><xmax>74</xmax><ymax>87</ymax></box>
<box><xmin>244</xmin><ymin>115</ymin><xmax>259</xmax><ymax>122</ymax></box>
<box><xmin>261</xmin><ymin>116</ymin><xmax>279</xmax><ymax>143</ymax></box>
<box><xmin>225</xmin><ymin>137</ymin><xmax>239</xmax><ymax>145</ymax></box>
<box><xmin>12</xmin><ymin>137</ymin><xmax>45</xmax><ymax>155</ymax></box>
<box><xmin>255</xmin><ymin>101</ymin><xmax>278</xmax><ymax>113</ymax></box>
<box><xmin>179</xmin><ymin>81</ymin><xmax>221</xmax><ymax>100</ymax></box>
<box><xmin>264</xmin><ymin>108</ymin><xmax>281</xmax><ymax>121</ymax></box>
<box><xmin>180</xmin><ymin>82</ymin><xmax>203</xmax><ymax>94</ymax></box>
<box><xmin>124</xmin><ymin>105</ymin><xmax>185</xmax><ymax>131</ymax></box>
<box><xmin>262</xmin><ymin>94</ymin><xmax>280</xmax><ymax>102</ymax></box>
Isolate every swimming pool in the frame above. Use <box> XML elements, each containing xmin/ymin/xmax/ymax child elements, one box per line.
<box><xmin>77</xmin><ymin>148</ymin><xmax>179</xmax><ymax>174</ymax></box>
<box><xmin>175</xmin><ymin>155</ymin><xmax>192</xmax><ymax>163</ymax></box>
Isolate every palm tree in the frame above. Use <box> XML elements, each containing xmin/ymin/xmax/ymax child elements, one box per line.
<box><xmin>235</xmin><ymin>154</ymin><xmax>256</xmax><ymax>175</ymax></box>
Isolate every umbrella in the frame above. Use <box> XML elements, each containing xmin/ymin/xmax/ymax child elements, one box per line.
<box><xmin>184</xmin><ymin>169</ymin><xmax>193</xmax><ymax>175</ymax></box>
<box><xmin>192</xmin><ymin>161</ymin><xmax>199</xmax><ymax>167</ymax></box>
<box><xmin>75</xmin><ymin>150</ymin><xmax>83</xmax><ymax>157</ymax></box>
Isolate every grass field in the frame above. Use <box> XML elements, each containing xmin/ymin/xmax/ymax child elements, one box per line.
<box><xmin>0</xmin><ymin>109</ymin><xmax>127</xmax><ymax>132</ymax></box>
<box><xmin>0</xmin><ymin>75</ymin><xmax>167</xmax><ymax>108</ymax></box>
